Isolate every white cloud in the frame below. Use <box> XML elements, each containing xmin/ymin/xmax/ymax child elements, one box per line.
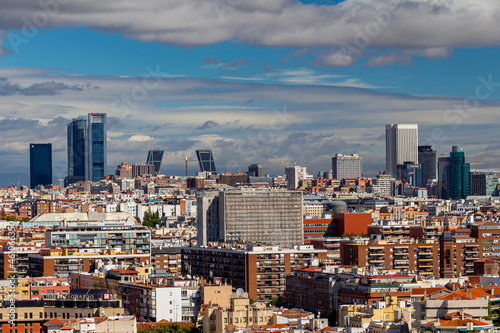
<box><xmin>0</xmin><ymin>0</ymin><xmax>499</xmax><ymax>65</ymax></box>
<box><xmin>1</xmin><ymin>67</ymin><xmax>500</xmax><ymax>181</ymax></box>
<box><xmin>128</xmin><ymin>134</ymin><xmax>153</xmax><ymax>142</ymax></box>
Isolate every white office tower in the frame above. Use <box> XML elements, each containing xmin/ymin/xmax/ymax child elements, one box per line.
<box><xmin>385</xmin><ymin>124</ymin><xmax>418</xmax><ymax>177</ymax></box>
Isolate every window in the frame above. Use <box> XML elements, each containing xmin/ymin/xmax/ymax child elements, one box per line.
<box><xmin>259</xmin><ymin>317</ymin><xmax>263</xmax><ymax>322</ymax></box>
<box><xmin>224</xmin><ymin>318</ymin><xmax>227</xmax><ymax>323</ymax></box>
<box><xmin>235</xmin><ymin>318</ymin><xmax>238</xmax><ymax>323</ymax></box>
<box><xmin>29</xmin><ymin>313</ymin><xmax>32</xmax><ymax>319</ymax></box>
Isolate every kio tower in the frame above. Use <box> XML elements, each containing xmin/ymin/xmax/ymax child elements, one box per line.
<box><xmin>385</xmin><ymin>124</ymin><xmax>418</xmax><ymax>177</ymax></box>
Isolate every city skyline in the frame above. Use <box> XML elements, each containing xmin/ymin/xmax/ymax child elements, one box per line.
<box><xmin>1</xmin><ymin>1</ymin><xmax>500</xmax><ymax>186</ymax></box>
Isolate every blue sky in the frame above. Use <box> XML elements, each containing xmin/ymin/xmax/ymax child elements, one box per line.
<box><xmin>0</xmin><ymin>0</ymin><xmax>500</xmax><ymax>185</ymax></box>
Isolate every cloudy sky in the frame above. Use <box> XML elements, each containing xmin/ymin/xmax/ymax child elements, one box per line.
<box><xmin>1</xmin><ymin>0</ymin><xmax>500</xmax><ymax>185</ymax></box>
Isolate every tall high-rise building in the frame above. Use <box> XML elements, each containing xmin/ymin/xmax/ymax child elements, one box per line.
<box><xmin>146</xmin><ymin>150</ymin><xmax>164</xmax><ymax>175</ymax></box>
<box><xmin>438</xmin><ymin>156</ymin><xmax>450</xmax><ymax>199</ymax></box>
<box><xmin>30</xmin><ymin>143</ymin><xmax>52</xmax><ymax>189</ymax></box>
<box><xmin>219</xmin><ymin>190</ymin><xmax>303</xmax><ymax>247</ymax></box>
<box><xmin>332</xmin><ymin>153</ymin><xmax>362</xmax><ymax>179</ymax></box>
<box><xmin>87</xmin><ymin>113</ymin><xmax>107</xmax><ymax>182</ymax></box>
<box><xmin>285</xmin><ymin>166</ymin><xmax>306</xmax><ymax>190</ymax></box>
<box><xmin>247</xmin><ymin>164</ymin><xmax>263</xmax><ymax>177</ymax></box>
<box><xmin>449</xmin><ymin>146</ymin><xmax>470</xmax><ymax>200</ymax></box>
<box><xmin>418</xmin><ymin>145</ymin><xmax>437</xmax><ymax>187</ymax></box>
<box><xmin>196</xmin><ymin>149</ymin><xmax>217</xmax><ymax>175</ymax></box>
<box><xmin>385</xmin><ymin>124</ymin><xmax>418</xmax><ymax>177</ymax></box>
<box><xmin>67</xmin><ymin>117</ymin><xmax>87</xmax><ymax>183</ymax></box>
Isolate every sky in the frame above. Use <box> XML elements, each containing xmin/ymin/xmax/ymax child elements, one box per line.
<box><xmin>1</xmin><ymin>0</ymin><xmax>500</xmax><ymax>186</ymax></box>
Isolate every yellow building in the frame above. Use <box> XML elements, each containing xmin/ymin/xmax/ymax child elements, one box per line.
<box><xmin>338</xmin><ymin>296</ymin><xmax>410</xmax><ymax>328</ymax></box>
<box><xmin>203</xmin><ymin>296</ymin><xmax>274</xmax><ymax>333</ymax></box>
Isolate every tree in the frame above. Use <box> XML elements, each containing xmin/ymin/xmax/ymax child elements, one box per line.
<box><xmin>138</xmin><ymin>323</ymin><xmax>201</xmax><ymax>333</ymax></box>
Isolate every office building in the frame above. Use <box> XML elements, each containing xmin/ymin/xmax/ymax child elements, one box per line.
<box><xmin>285</xmin><ymin>165</ymin><xmax>307</xmax><ymax>190</ymax></box>
<box><xmin>87</xmin><ymin>113</ymin><xmax>107</xmax><ymax>182</ymax></box>
<box><xmin>385</xmin><ymin>124</ymin><xmax>418</xmax><ymax>176</ymax></box>
<box><xmin>146</xmin><ymin>150</ymin><xmax>164</xmax><ymax>175</ymax></box>
<box><xmin>196</xmin><ymin>149</ymin><xmax>217</xmax><ymax>175</ymax></box>
<box><xmin>438</xmin><ymin>156</ymin><xmax>450</xmax><ymax>199</ymax></box>
<box><xmin>247</xmin><ymin>163</ymin><xmax>263</xmax><ymax>177</ymax></box>
<box><xmin>219</xmin><ymin>189</ymin><xmax>303</xmax><ymax>247</ymax></box>
<box><xmin>67</xmin><ymin>117</ymin><xmax>87</xmax><ymax>183</ymax></box>
<box><xmin>397</xmin><ymin>161</ymin><xmax>421</xmax><ymax>187</ymax></box>
<box><xmin>471</xmin><ymin>172</ymin><xmax>499</xmax><ymax>196</ymax></box>
<box><xmin>418</xmin><ymin>145</ymin><xmax>437</xmax><ymax>187</ymax></box>
<box><xmin>132</xmin><ymin>163</ymin><xmax>155</xmax><ymax>178</ymax></box>
<box><xmin>30</xmin><ymin>143</ymin><xmax>52</xmax><ymax>189</ymax></box>
<box><xmin>449</xmin><ymin>146</ymin><xmax>471</xmax><ymax>200</ymax></box>
<box><xmin>332</xmin><ymin>153</ymin><xmax>362</xmax><ymax>179</ymax></box>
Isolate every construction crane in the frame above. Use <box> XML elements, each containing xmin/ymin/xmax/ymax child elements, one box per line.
<box><xmin>471</xmin><ymin>152</ymin><xmax>490</xmax><ymax>168</ymax></box>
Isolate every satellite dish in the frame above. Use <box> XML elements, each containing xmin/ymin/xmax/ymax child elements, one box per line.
<box><xmin>236</xmin><ymin>288</ymin><xmax>244</xmax><ymax>296</ymax></box>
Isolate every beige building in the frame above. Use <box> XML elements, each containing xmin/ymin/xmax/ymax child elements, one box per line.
<box><xmin>201</xmin><ymin>283</ymin><xmax>234</xmax><ymax>309</ymax></box>
<box><xmin>203</xmin><ymin>296</ymin><xmax>274</xmax><ymax>333</ymax></box>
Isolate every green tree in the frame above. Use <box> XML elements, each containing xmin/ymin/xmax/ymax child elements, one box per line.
<box><xmin>138</xmin><ymin>323</ymin><xmax>200</xmax><ymax>333</ymax></box>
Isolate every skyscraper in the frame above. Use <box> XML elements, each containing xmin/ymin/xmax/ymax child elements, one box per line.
<box><xmin>248</xmin><ymin>164</ymin><xmax>263</xmax><ymax>177</ymax></box>
<box><xmin>385</xmin><ymin>124</ymin><xmax>418</xmax><ymax>177</ymax></box>
<box><xmin>418</xmin><ymin>145</ymin><xmax>437</xmax><ymax>188</ymax></box>
<box><xmin>30</xmin><ymin>143</ymin><xmax>52</xmax><ymax>189</ymax></box>
<box><xmin>146</xmin><ymin>150</ymin><xmax>164</xmax><ymax>175</ymax></box>
<box><xmin>87</xmin><ymin>113</ymin><xmax>107</xmax><ymax>182</ymax></box>
<box><xmin>67</xmin><ymin>117</ymin><xmax>87</xmax><ymax>183</ymax></box>
<box><xmin>196</xmin><ymin>149</ymin><xmax>217</xmax><ymax>175</ymax></box>
<box><xmin>449</xmin><ymin>146</ymin><xmax>470</xmax><ymax>200</ymax></box>
<box><xmin>438</xmin><ymin>156</ymin><xmax>450</xmax><ymax>199</ymax></box>
<box><xmin>332</xmin><ymin>153</ymin><xmax>362</xmax><ymax>179</ymax></box>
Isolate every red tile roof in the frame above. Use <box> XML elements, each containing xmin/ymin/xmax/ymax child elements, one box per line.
<box><xmin>44</xmin><ymin>319</ymin><xmax>67</xmax><ymax>326</ymax></box>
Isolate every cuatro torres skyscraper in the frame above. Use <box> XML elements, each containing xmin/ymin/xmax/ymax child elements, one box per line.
<box><xmin>66</xmin><ymin>113</ymin><xmax>107</xmax><ymax>184</ymax></box>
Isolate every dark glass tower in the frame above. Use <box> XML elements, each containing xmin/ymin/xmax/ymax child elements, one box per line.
<box><xmin>248</xmin><ymin>164</ymin><xmax>263</xmax><ymax>177</ymax></box>
<box><xmin>30</xmin><ymin>143</ymin><xmax>52</xmax><ymax>189</ymax></box>
<box><xmin>418</xmin><ymin>145</ymin><xmax>437</xmax><ymax>188</ymax></box>
<box><xmin>67</xmin><ymin>117</ymin><xmax>87</xmax><ymax>182</ymax></box>
<box><xmin>146</xmin><ymin>150</ymin><xmax>164</xmax><ymax>175</ymax></box>
<box><xmin>449</xmin><ymin>146</ymin><xmax>471</xmax><ymax>200</ymax></box>
<box><xmin>196</xmin><ymin>149</ymin><xmax>217</xmax><ymax>175</ymax></box>
<box><xmin>87</xmin><ymin>113</ymin><xmax>107</xmax><ymax>182</ymax></box>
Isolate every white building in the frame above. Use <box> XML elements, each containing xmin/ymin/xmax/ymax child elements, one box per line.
<box><xmin>385</xmin><ymin>124</ymin><xmax>418</xmax><ymax>177</ymax></box>
<box><xmin>332</xmin><ymin>153</ymin><xmax>362</xmax><ymax>179</ymax></box>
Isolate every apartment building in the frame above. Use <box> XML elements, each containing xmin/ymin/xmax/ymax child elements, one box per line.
<box><xmin>151</xmin><ymin>247</ymin><xmax>182</xmax><ymax>274</ymax></box>
<box><xmin>203</xmin><ymin>296</ymin><xmax>274</xmax><ymax>333</ymax></box>
<box><xmin>182</xmin><ymin>244</ymin><xmax>327</xmax><ymax>301</ymax></box>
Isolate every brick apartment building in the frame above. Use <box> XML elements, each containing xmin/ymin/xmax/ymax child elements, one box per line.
<box><xmin>182</xmin><ymin>244</ymin><xmax>327</xmax><ymax>301</ymax></box>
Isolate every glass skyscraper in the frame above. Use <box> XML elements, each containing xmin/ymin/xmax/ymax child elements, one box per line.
<box><xmin>87</xmin><ymin>113</ymin><xmax>107</xmax><ymax>182</ymax></box>
<box><xmin>146</xmin><ymin>150</ymin><xmax>164</xmax><ymax>175</ymax></box>
<box><xmin>418</xmin><ymin>145</ymin><xmax>437</xmax><ymax>188</ymax></box>
<box><xmin>67</xmin><ymin>117</ymin><xmax>87</xmax><ymax>182</ymax></box>
<box><xmin>30</xmin><ymin>143</ymin><xmax>52</xmax><ymax>189</ymax></box>
<box><xmin>449</xmin><ymin>146</ymin><xmax>471</xmax><ymax>200</ymax></box>
<box><xmin>196</xmin><ymin>149</ymin><xmax>217</xmax><ymax>175</ymax></box>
